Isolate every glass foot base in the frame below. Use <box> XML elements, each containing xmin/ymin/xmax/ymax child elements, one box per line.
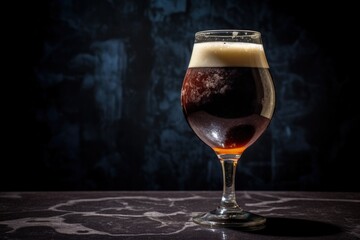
<box><xmin>193</xmin><ymin>209</ymin><xmax>266</xmax><ymax>230</ymax></box>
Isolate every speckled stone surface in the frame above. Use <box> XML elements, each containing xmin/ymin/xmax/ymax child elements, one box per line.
<box><xmin>0</xmin><ymin>191</ymin><xmax>359</xmax><ymax>239</ymax></box>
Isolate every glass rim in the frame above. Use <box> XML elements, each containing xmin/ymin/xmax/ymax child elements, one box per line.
<box><xmin>195</xmin><ymin>29</ymin><xmax>261</xmax><ymax>38</ymax></box>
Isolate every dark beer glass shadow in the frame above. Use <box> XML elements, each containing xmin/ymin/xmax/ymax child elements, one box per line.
<box><xmin>219</xmin><ymin>217</ymin><xmax>343</xmax><ymax>237</ymax></box>
<box><xmin>257</xmin><ymin>217</ymin><xmax>342</xmax><ymax>237</ymax></box>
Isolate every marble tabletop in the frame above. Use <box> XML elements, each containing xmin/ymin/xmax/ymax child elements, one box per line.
<box><xmin>0</xmin><ymin>191</ymin><xmax>359</xmax><ymax>239</ymax></box>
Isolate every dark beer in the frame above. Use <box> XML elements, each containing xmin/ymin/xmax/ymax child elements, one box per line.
<box><xmin>182</xmin><ymin>30</ymin><xmax>274</xmax><ymax>228</ymax></box>
<box><xmin>181</xmin><ymin>42</ymin><xmax>275</xmax><ymax>155</ymax></box>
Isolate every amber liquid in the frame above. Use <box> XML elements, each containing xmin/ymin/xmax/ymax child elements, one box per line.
<box><xmin>181</xmin><ymin>67</ymin><xmax>274</xmax><ymax>155</ymax></box>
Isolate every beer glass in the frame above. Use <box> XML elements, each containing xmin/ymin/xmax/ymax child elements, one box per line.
<box><xmin>181</xmin><ymin>30</ymin><xmax>275</xmax><ymax>229</ymax></box>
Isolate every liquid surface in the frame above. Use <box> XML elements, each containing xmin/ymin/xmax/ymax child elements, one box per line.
<box><xmin>189</xmin><ymin>42</ymin><xmax>269</xmax><ymax>68</ymax></box>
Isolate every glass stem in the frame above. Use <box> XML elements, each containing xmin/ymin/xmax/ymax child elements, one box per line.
<box><xmin>219</xmin><ymin>156</ymin><xmax>242</xmax><ymax>213</ymax></box>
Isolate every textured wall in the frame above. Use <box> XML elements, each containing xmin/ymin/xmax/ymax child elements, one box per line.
<box><xmin>3</xmin><ymin>0</ymin><xmax>358</xmax><ymax>191</ymax></box>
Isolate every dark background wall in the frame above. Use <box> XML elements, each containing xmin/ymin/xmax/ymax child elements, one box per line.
<box><xmin>3</xmin><ymin>0</ymin><xmax>358</xmax><ymax>191</ymax></box>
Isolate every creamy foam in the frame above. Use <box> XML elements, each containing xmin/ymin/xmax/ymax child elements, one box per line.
<box><xmin>188</xmin><ymin>42</ymin><xmax>269</xmax><ymax>68</ymax></box>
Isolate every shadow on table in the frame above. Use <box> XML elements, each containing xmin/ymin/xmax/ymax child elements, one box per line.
<box><xmin>254</xmin><ymin>217</ymin><xmax>343</xmax><ymax>237</ymax></box>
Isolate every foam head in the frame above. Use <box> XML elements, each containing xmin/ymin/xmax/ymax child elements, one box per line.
<box><xmin>188</xmin><ymin>42</ymin><xmax>269</xmax><ymax>68</ymax></box>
